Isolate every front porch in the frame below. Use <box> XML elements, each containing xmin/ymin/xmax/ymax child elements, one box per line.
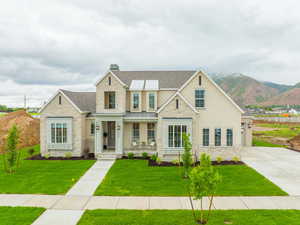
<box><xmin>94</xmin><ymin>113</ymin><xmax>158</xmax><ymax>159</ymax></box>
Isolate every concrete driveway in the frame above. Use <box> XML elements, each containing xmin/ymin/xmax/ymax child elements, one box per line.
<box><xmin>242</xmin><ymin>147</ymin><xmax>300</xmax><ymax>196</ymax></box>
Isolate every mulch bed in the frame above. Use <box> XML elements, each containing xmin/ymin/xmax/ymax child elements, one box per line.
<box><xmin>26</xmin><ymin>153</ymin><xmax>95</xmax><ymax>160</ymax></box>
<box><xmin>148</xmin><ymin>160</ymin><xmax>244</xmax><ymax>167</ymax></box>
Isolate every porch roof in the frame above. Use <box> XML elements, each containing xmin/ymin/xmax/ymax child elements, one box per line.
<box><xmin>124</xmin><ymin>112</ymin><xmax>158</xmax><ymax>122</ymax></box>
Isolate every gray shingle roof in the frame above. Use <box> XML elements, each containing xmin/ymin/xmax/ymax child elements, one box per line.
<box><xmin>112</xmin><ymin>71</ymin><xmax>196</xmax><ymax>89</ymax></box>
<box><xmin>61</xmin><ymin>90</ymin><xmax>96</xmax><ymax>113</ymax></box>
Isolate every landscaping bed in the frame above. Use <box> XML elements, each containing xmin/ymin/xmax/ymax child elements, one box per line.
<box><xmin>0</xmin><ymin>206</ymin><xmax>45</xmax><ymax>225</ymax></box>
<box><xmin>95</xmin><ymin>159</ymin><xmax>287</xmax><ymax>196</ymax></box>
<box><xmin>78</xmin><ymin>209</ymin><xmax>300</xmax><ymax>225</ymax></box>
<box><xmin>148</xmin><ymin>159</ymin><xmax>244</xmax><ymax>167</ymax></box>
<box><xmin>26</xmin><ymin>153</ymin><xmax>95</xmax><ymax>160</ymax></box>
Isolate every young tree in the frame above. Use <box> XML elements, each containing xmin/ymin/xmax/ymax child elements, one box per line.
<box><xmin>2</xmin><ymin>125</ymin><xmax>20</xmax><ymax>173</ymax></box>
<box><xmin>189</xmin><ymin>153</ymin><xmax>221</xmax><ymax>224</ymax></box>
<box><xmin>182</xmin><ymin>133</ymin><xmax>193</xmax><ymax>178</ymax></box>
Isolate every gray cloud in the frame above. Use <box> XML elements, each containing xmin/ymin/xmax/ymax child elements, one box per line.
<box><xmin>0</xmin><ymin>0</ymin><xmax>300</xmax><ymax>106</ymax></box>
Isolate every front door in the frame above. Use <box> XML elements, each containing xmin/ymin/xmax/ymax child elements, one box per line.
<box><xmin>107</xmin><ymin>121</ymin><xmax>116</xmax><ymax>149</ymax></box>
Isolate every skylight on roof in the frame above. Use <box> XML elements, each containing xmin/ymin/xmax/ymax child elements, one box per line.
<box><xmin>145</xmin><ymin>80</ymin><xmax>159</xmax><ymax>90</ymax></box>
<box><xmin>129</xmin><ymin>80</ymin><xmax>145</xmax><ymax>90</ymax></box>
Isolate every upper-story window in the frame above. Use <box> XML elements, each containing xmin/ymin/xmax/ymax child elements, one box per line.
<box><xmin>133</xmin><ymin>93</ymin><xmax>140</xmax><ymax>109</ymax></box>
<box><xmin>104</xmin><ymin>92</ymin><xmax>116</xmax><ymax>109</ymax></box>
<box><xmin>199</xmin><ymin>76</ymin><xmax>202</xmax><ymax>86</ymax></box>
<box><xmin>148</xmin><ymin>92</ymin><xmax>156</xmax><ymax>111</ymax></box>
<box><xmin>176</xmin><ymin>99</ymin><xmax>179</xmax><ymax>109</ymax></box>
<box><xmin>195</xmin><ymin>89</ymin><xmax>205</xmax><ymax>108</ymax></box>
<box><xmin>59</xmin><ymin>96</ymin><xmax>62</xmax><ymax>105</ymax></box>
<box><xmin>108</xmin><ymin>77</ymin><xmax>111</xmax><ymax>86</ymax></box>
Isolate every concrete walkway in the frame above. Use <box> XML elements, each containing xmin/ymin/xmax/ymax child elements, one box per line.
<box><xmin>1</xmin><ymin>194</ymin><xmax>300</xmax><ymax>210</ymax></box>
<box><xmin>31</xmin><ymin>159</ymin><xmax>115</xmax><ymax>225</ymax></box>
<box><xmin>242</xmin><ymin>147</ymin><xmax>300</xmax><ymax>196</ymax></box>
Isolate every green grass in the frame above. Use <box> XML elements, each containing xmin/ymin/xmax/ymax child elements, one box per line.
<box><xmin>0</xmin><ymin>145</ymin><xmax>95</xmax><ymax>194</ymax></box>
<box><xmin>94</xmin><ymin>160</ymin><xmax>287</xmax><ymax>196</ymax></box>
<box><xmin>254</xmin><ymin>128</ymin><xmax>300</xmax><ymax>139</ymax></box>
<box><xmin>257</xmin><ymin>123</ymin><xmax>300</xmax><ymax>129</ymax></box>
<box><xmin>78</xmin><ymin>209</ymin><xmax>300</xmax><ymax>225</ymax></box>
<box><xmin>253</xmin><ymin>138</ymin><xmax>286</xmax><ymax>148</ymax></box>
<box><xmin>0</xmin><ymin>207</ymin><xmax>45</xmax><ymax>225</ymax></box>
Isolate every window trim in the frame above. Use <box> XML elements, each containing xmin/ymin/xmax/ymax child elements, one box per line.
<box><xmin>226</xmin><ymin>128</ymin><xmax>233</xmax><ymax>146</ymax></box>
<box><xmin>146</xmin><ymin>92</ymin><xmax>157</xmax><ymax>112</ymax></box>
<box><xmin>195</xmin><ymin>89</ymin><xmax>205</xmax><ymax>108</ymax></box>
<box><xmin>214</xmin><ymin>128</ymin><xmax>222</xmax><ymax>146</ymax></box>
<box><xmin>202</xmin><ymin>128</ymin><xmax>210</xmax><ymax>146</ymax></box>
<box><xmin>104</xmin><ymin>91</ymin><xmax>116</xmax><ymax>109</ymax></box>
<box><xmin>47</xmin><ymin>118</ymin><xmax>72</xmax><ymax>150</ymax></box>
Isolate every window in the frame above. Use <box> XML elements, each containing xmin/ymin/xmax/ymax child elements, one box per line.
<box><xmin>168</xmin><ymin>125</ymin><xmax>187</xmax><ymax>148</ymax></box>
<box><xmin>90</xmin><ymin>121</ymin><xmax>95</xmax><ymax>135</ymax></box>
<box><xmin>199</xmin><ymin>76</ymin><xmax>202</xmax><ymax>86</ymax></box>
<box><xmin>133</xmin><ymin>93</ymin><xmax>139</xmax><ymax>109</ymax></box>
<box><xmin>203</xmin><ymin>128</ymin><xmax>209</xmax><ymax>146</ymax></box>
<box><xmin>108</xmin><ymin>77</ymin><xmax>111</xmax><ymax>85</ymax></box>
<box><xmin>215</xmin><ymin>128</ymin><xmax>221</xmax><ymax>146</ymax></box>
<box><xmin>176</xmin><ymin>99</ymin><xmax>179</xmax><ymax>109</ymax></box>
<box><xmin>147</xmin><ymin>123</ymin><xmax>155</xmax><ymax>143</ymax></box>
<box><xmin>51</xmin><ymin>123</ymin><xmax>68</xmax><ymax>144</ymax></box>
<box><xmin>59</xmin><ymin>96</ymin><xmax>62</xmax><ymax>105</ymax></box>
<box><xmin>148</xmin><ymin>93</ymin><xmax>155</xmax><ymax>110</ymax></box>
<box><xmin>227</xmin><ymin>129</ymin><xmax>233</xmax><ymax>146</ymax></box>
<box><xmin>104</xmin><ymin>92</ymin><xmax>116</xmax><ymax>109</ymax></box>
<box><xmin>132</xmin><ymin>123</ymin><xmax>140</xmax><ymax>142</ymax></box>
<box><xmin>195</xmin><ymin>90</ymin><xmax>205</xmax><ymax>107</ymax></box>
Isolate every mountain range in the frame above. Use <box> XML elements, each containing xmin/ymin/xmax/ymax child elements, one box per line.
<box><xmin>212</xmin><ymin>73</ymin><xmax>300</xmax><ymax>107</ymax></box>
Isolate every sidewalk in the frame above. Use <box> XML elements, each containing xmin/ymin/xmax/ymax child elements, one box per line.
<box><xmin>1</xmin><ymin>194</ymin><xmax>300</xmax><ymax>210</ymax></box>
<box><xmin>30</xmin><ymin>159</ymin><xmax>115</xmax><ymax>225</ymax></box>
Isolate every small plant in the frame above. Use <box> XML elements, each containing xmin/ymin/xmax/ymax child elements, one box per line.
<box><xmin>156</xmin><ymin>157</ymin><xmax>161</xmax><ymax>165</ymax></box>
<box><xmin>172</xmin><ymin>159</ymin><xmax>180</xmax><ymax>165</ymax></box>
<box><xmin>65</xmin><ymin>152</ymin><xmax>72</xmax><ymax>158</ymax></box>
<box><xmin>44</xmin><ymin>153</ymin><xmax>50</xmax><ymax>159</ymax></box>
<box><xmin>189</xmin><ymin>153</ymin><xmax>222</xmax><ymax>224</ymax></box>
<box><xmin>142</xmin><ymin>152</ymin><xmax>148</xmax><ymax>159</ymax></box>
<box><xmin>27</xmin><ymin>148</ymin><xmax>35</xmax><ymax>157</ymax></box>
<box><xmin>216</xmin><ymin>156</ymin><xmax>223</xmax><ymax>164</ymax></box>
<box><xmin>151</xmin><ymin>154</ymin><xmax>158</xmax><ymax>161</ymax></box>
<box><xmin>2</xmin><ymin>125</ymin><xmax>21</xmax><ymax>173</ymax></box>
<box><xmin>232</xmin><ymin>156</ymin><xmax>240</xmax><ymax>163</ymax></box>
<box><xmin>127</xmin><ymin>152</ymin><xmax>134</xmax><ymax>159</ymax></box>
<box><xmin>182</xmin><ymin>133</ymin><xmax>193</xmax><ymax>178</ymax></box>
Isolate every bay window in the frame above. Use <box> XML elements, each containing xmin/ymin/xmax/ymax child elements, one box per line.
<box><xmin>51</xmin><ymin>123</ymin><xmax>67</xmax><ymax>144</ymax></box>
<box><xmin>47</xmin><ymin>118</ymin><xmax>72</xmax><ymax>149</ymax></box>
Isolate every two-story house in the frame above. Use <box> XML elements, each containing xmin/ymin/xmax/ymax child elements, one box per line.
<box><xmin>39</xmin><ymin>65</ymin><xmax>252</xmax><ymax>160</ymax></box>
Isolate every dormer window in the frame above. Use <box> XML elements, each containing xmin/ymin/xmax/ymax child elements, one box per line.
<box><xmin>133</xmin><ymin>93</ymin><xmax>140</xmax><ymax>109</ymax></box>
<box><xmin>59</xmin><ymin>96</ymin><xmax>62</xmax><ymax>105</ymax></box>
<box><xmin>147</xmin><ymin>92</ymin><xmax>156</xmax><ymax>111</ymax></box>
<box><xmin>108</xmin><ymin>77</ymin><xmax>111</xmax><ymax>86</ymax></box>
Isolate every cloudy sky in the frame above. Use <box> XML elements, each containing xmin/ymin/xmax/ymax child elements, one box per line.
<box><xmin>1</xmin><ymin>0</ymin><xmax>299</xmax><ymax>107</ymax></box>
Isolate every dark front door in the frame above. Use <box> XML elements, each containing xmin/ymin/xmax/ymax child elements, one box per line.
<box><xmin>107</xmin><ymin>121</ymin><xmax>116</xmax><ymax>149</ymax></box>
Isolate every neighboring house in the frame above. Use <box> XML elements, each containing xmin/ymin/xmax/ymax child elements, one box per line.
<box><xmin>39</xmin><ymin>65</ymin><xmax>252</xmax><ymax>160</ymax></box>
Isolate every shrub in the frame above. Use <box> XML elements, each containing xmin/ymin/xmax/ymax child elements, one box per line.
<box><xmin>2</xmin><ymin>125</ymin><xmax>20</xmax><ymax>173</ymax></box>
<box><xmin>127</xmin><ymin>152</ymin><xmax>134</xmax><ymax>159</ymax></box>
<box><xmin>27</xmin><ymin>148</ymin><xmax>35</xmax><ymax>157</ymax></box>
<box><xmin>65</xmin><ymin>152</ymin><xmax>72</xmax><ymax>158</ymax></box>
<box><xmin>189</xmin><ymin>153</ymin><xmax>221</xmax><ymax>224</ymax></box>
<box><xmin>232</xmin><ymin>156</ymin><xmax>240</xmax><ymax>163</ymax></box>
<box><xmin>142</xmin><ymin>152</ymin><xmax>148</xmax><ymax>159</ymax></box>
<box><xmin>172</xmin><ymin>159</ymin><xmax>180</xmax><ymax>165</ymax></box>
<box><xmin>182</xmin><ymin>133</ymin><xmax>192</xmax><ymax>178</ymax></box>
<box><xmin>44</xmin><ymin>153</ymin><xmax>50</xmax><ymax>159</ymax></box>
<box><xmin>156</xmin><ymin>157</ymin><xmax>161</xmax><ymax>165</ymax></box>
<box><xmin>216</xmin><ymin>156</ymin><xmax>223</xmax><ymax>164</ymax></box>
<box><xmin>151</xmin><ymin>154</ymin><xmax>158</xmax><ymax>161</ymax></box>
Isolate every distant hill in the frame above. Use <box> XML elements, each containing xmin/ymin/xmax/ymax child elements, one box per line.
<box><xmin>263</xmin><ymin>82</ymin><xmax>293</xmax><ymax>93</ymax></box>
<box><xmin>213</xmin><ymin>74</ymin><xmax>280</xmax><ymax>106</ymax></box>
<box><xmin>260</xmin><ymin>88</ymin><xmax>300</xmax><ymax>106</ymax></box>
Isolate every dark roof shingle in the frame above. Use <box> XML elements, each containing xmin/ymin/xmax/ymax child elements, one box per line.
<box><xmin>61</xmin><ymin>90</ymin><xmax>96</xmax><ymax>113</ymax></box>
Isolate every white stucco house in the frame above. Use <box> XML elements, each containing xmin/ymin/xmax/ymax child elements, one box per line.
<box><xmin>39</xmin><ymin>65</ymin><xmax>253</xmax><ymax>160</ymax></box>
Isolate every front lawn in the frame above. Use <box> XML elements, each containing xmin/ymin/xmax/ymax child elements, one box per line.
<box><xmin>78</xmin><ymin>209</ymin><xmax>300</xmax><ymax>225</ymax></box>
<box><xmin>0</xmin><ymin>145</ymin><xmax>95</xmax><ymax>194</ymax></box>
<box><xmin>0</xmin><ymin>207</ymin><xmax>45</xmax><ymax>225</ymax></box>
<box><xmin>94</xmin><ymin>160</ymin><xmax>287</xmax><ymax>196</ymax></box>
<box><xmin>253</xmin><ymin>137</ymin><xmax>286</xmax><ymax>148</ymax></box>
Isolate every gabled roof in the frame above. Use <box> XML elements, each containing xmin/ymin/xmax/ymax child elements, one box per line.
<box><xmin>112</xmin><ymin>70</ymin><xmax>196</xmax><ymax>89</ymax></box>
<box><xmin>61</xmin><ymin>90</ymin><xmax>96</xmax><ymax>113</ymax></box>
<box><xmin>39</xmin><ymin>90</ymin><xmax>96</xmax><ymax>114</ymax></box>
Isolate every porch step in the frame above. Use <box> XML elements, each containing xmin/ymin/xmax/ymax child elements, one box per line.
<box><xmin>96</xmin><ymin>153</ymin><xmax>118</xmax><ymax>160</ymax></box>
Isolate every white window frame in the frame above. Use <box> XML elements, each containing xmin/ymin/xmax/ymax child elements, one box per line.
<box><xmin>195</xmin><ymin>89</ymin><xmax>205</xmax><ymax>108</ymax></box>
<box><xmin>214</xmin><ymin>128</ymin><xmax>222</xmax><ymax>146</ymax></box>
<box><xmin>202</xmin><ymin>128</ymin><xmax>210</xmax><ymax>146</ymax></box>
<box><xmin>146</xmin><ymin>92</ymin><xmax>157</xmax><ymax>112</ymax></box>
<box><xmin>131</xmin><ymin>92</ymin><xmax>141</xmax><ymax>111</ymax></box>
<box><xmin>226</xmin><ymin>128</ymin><xmax>233</xmax><ymax>146</ymax></box>
<box><xmin>163</xmin><ymin>118</ymin><xmax>192</xmax><ymax>150</ymax></box>
<box><xmin>47</xmin><ymin>118</ymin><xmax>72</xmax><ymax>150</ymax></box>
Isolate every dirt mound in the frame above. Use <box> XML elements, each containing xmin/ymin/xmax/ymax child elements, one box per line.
<box><xmin>288</xmin><ymin>135</ymin><xmax>300</xmax><ymax>151</ymax></box>
<box><xmin>0</xmin><ymin>110</ymin><xmax>40</xmax><ymax>152</ymax></box>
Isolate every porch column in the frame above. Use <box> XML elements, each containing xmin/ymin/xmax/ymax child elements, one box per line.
<box><xmin>116</xmin><ymin>119</ymin><xmax>123</xmax><ymax>154</ymax></box>
<box><xmin>95</xmin><ymin>118</ymin><xmax>103</xmax><ymax>155</ymax></box>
